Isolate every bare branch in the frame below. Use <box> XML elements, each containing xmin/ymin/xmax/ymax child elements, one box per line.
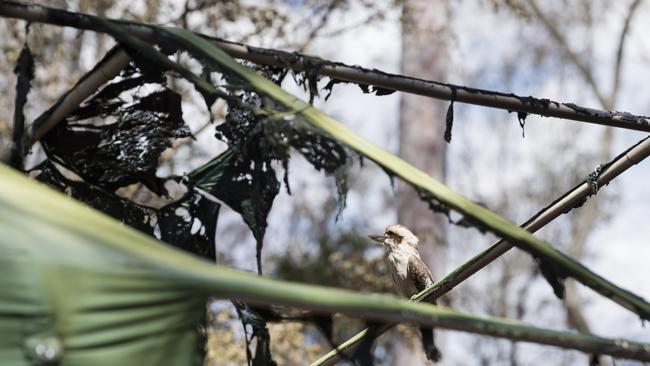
<box><xmin>611</xmin><ymin>0</ymin><xmax>643</xmax><ymax>107</ymax></box>
<box><xmin>295</xmin><ymin>0</ymin><xmax>341</xmax><ymax>52</ymax></box>
<box><xmin>525</xmin><ymin>0</ymin><xmax>609</xmax><ymax>107</ymax></box>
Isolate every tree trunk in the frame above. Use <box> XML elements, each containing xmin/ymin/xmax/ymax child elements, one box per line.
<box><xmin>399</xmin><ymin>0</ymin><xmax>449</xmax><ymax>287</ymax></box>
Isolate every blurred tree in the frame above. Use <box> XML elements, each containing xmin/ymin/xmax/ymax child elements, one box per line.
<box><xmin>396</xmin><ymin>0</ymin><xmax>450</xmax><ymax>364</ymax></box>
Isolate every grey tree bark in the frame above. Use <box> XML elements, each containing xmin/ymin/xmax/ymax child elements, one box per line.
<box><xmin>398</xmin><ymin>0</ymin><xmax>449</xmax><ymax>294</ymax></box>
<box><xmin>397</xmin><ymin>0</ymin><xmax>450</xmax><ymax>363</ymax></box>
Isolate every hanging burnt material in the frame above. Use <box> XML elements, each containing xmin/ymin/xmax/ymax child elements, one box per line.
<box><xmin>190</xmin><ymin>90</ymin><xmax>349</xmax><ymax>273</ymax></box>
<box><xmin>171</xmin><ymin>52</ymin><xmax>351</xmax><ymax>274</ymax></box>
<box><xmin>192</xmin><ymin>148</ymin><xmax>279</xmax><ymax>275</ymax></box>
<box><xmin>31</xmin><ymin>160</ymin><xmax>156</xmax><ymax>234</ymax></box>
<box><xmin>323</xmin><ymin>77</ymin><xmax>345</xmax><ymax>101</ymax></box>
<box><xmin>41</xmin><ymin>63</ymin><xmax>189</xmax><ymax>196</ymax></box>
<box><xmin>31</xmin><ymin>160</ymin><xmax>220</xmax><ymax>260</ymax></box>
<box><xmin>416</xmin><ymin>187</ymin><xmax>451</xmax><ymax>219</ymax></box>
<box><xmin>534</xmin><ymin>256</ymin><xmax>567</xmax><ymax>299</ymax></box>
<box><xmin>333</xmin><ymin>164</ymin><xmax>348</xmax><ymax>221</ymax></box>
<box><xmin>211</xmin><ymin>89</ymin><xmax>282</xmax><ymax>276</ymax></box>
<box><xmin>291</xmin><ymin>56</ymin><xmax>326</xmax><ymax>104</ymax></box>
<box><xmin>158</xmin><ymin>188</ymin><xmax>220</xmax><ymax>260</ymax></box>
<box><xmin>517</xmin><ymin>111</ymin><xmax>528</xmax><ymax>138</ymax></box>
<box><xmin>32</xmin><ymin>58</ymin><xmax>220</xmax><ymax>260</ymax></box>
<box><xmin>356</xmin><ymin>83</ymin><xmax>396</xmax><ymax>96</ymax></box>
<box><xmin>233</xmin><ymin>302</ymin><xmax>278</xmax><ymax>366</ymax></box>
<box><xmin>321</xmin><ymin>77</ymin><xmax>397</xmax><ymax>100</ymax></box>
<box><xmin>444</xmin><ymin>88</ymin><xmax>456</xmax><ymax>143</ymax></box>
<box><xmin>10</xmin><ymin>30</ymin><xmax>34</xmax><ymax>169</ymax></box>
<box><xmin>242</xmin><ymin>44</ymin><xmax>397</xmax><ymax>104</ymax></box>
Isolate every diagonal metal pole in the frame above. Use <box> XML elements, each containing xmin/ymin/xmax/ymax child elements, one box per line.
<box><xmin>311</xmin><ymin>135</ymin><xmax>650</xmax><ymax>366</ymax></box>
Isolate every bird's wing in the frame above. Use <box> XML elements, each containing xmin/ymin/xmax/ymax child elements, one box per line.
<box><xmin>408</xmin><ymin>257</ymin><xmax>442</xmax><ymax>361</ymax></box>
<box><xmin>408</xmin><ymin>256</ymin><xmax>434</xmax><ymax>293</ymax></box>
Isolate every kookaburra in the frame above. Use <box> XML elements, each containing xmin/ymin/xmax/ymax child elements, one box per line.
<box><xmin>369</xmin><ymin>224</ymin><xmax>441</xmax><ymax>362</ymax></box>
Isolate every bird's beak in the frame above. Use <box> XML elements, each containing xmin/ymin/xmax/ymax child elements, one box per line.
<box><xmin>368</xmin><ymin>234</ymin><xmax>388</xmax><ymax>243</ymax></box>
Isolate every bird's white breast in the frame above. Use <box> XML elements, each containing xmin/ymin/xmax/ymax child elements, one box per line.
<box><xmin>385</xmin><ymin>244</ymin><xmax>420</xmax><ymax>297</ymax></box>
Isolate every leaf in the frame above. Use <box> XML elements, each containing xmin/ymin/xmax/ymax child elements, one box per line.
<box><xmin>1</xmin><ymin>164</ymin><xmax>649</xmax><ymax>364</ymax></box>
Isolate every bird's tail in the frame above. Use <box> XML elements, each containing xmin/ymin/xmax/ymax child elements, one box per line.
<box><xmin>419</xmin><ymin>326</ymin><xmax>442</xmax><ymax>362</ymax></box>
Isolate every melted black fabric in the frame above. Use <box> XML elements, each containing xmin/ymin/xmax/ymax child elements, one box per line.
<box><xmin>208</xmin><ymin>92</ymin><xmax>282</xmax><ymax>276</ymax></box>
<box><xmin>10</xmin><ymin>37</ymin><xmax>35</xmax><ymax>169</ymax></box>
<box><xmin>517</xmin><ymin>111</ymin><xmax>528</xmax><ymax>138</ymax></box>
<box><xmin>535</xmin><ymin>256</ymin><xmax>567</xmax><ymax>299</ymax></box>
<box><xmin>188</xmin><ymin>71</ymin><xmax>348</xmax><ymax>274</ymax></box>
<box><xmin>191</xmin><ymin>148</ymin><xmax>279</xmax><ymax>275</ymax></box>
<box><xmin>158</xmin><ymin>190</ymin><xmax>220</xmax><ymax>260</ymax></box>
<box><xmin>444</xmin><ymin>89</ymin><xmax>456</xmax><ymax>143</ymax></box>
<box><xmin>416</xmin><ymin>188</ymin><xmax>451</xmax><ymax>218</ymax></box>
<box><xmin>31</xmin><ymin>161</ymin><xmax>219</xmax><ymax>260</ymax></box>
<box><xmin>233</xmin><ymin>302</ymin><xmax>278</xmax><ymax>366</ymax></box>
<box><xmin>33</xmin><ymin>59</ymin><xmax>219</xmax><ymax>260</ymax></box>
<box><xmin>31</xmin><ymin>160</ymin><xmax>155</xmax><ymax>233</ymax></box>
<box><xmin>42</xmin><ymin>65</ymin><xmax>189</xmax><ymax>196</ymax></box>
